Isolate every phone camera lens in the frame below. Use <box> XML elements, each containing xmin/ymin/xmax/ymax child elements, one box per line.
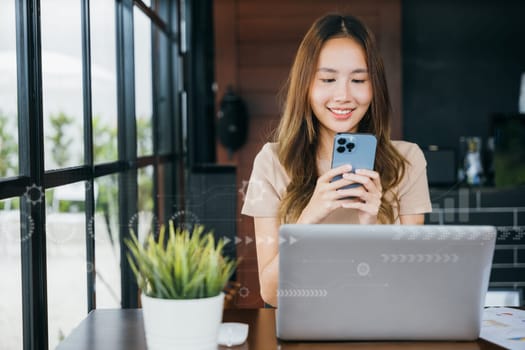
<box><xmin>337</xmin><ymin>138</ymin><xmax>346</xmax><ymax>145</ymax></box>
<box><xmin>337</xmin><ymin>146</ymin><xmax>345</xmax><ymax>153</ymax></box>
<box><xmin>346</xmin><ymin>142</ymin><xmax>355</xmax><ymax>151</ymax></box>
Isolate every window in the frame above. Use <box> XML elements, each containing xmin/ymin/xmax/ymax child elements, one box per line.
<box><xmin>134</xmin><ymin>6</ymin><xmax>154</xmax><ymax>157</ymax></box>
<box><xmin>94</xmin><ymin>174</ymin><xmax>121</xmax><ymax>308</ymax></box>
<box><xmin>46</xmin><ymin>184</ymin><xmax>87</xmax><ymax>349</ymax></box>
<box><xmin>0</xmin><ymin>199</ymin><xmax>23</xmax><ymax>350</ymax></box>
<box><xmin>137</xmin><ymin>165</ymin><xmax>155</xmax><ymax>240</ymax></box>
<box><xmin>0</xmin><ymin>0</ymin><xmax>19</xmax><ymax>178</ymax></box>
<box><xmin>91</xmin><ymin>0</ymin><xmax>118</xmax><ymax>165</ymax></box>
<box><xmin>0</xmin><ymin>1</ymin><xmax>183</xmax><ymax>348</ymax></box>
<box><xmin>0</xmin><ymin>1</ymin><xmax>22</xmax><ymax>348</ymax></box>
<box><xmin>151</xmin><ymin>1</ymin><xmax>170</xmax><ymax>24</ymax></box>
<box><xmin>41</xmin><ymin>0</ymin><xmax>84</xmax><ymax>169</ymax></box>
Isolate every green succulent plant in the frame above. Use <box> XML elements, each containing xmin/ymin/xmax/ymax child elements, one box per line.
<box><xmin>125</xmin><ymin>222</ymin><xmax>236</xmax><ymax>299</ymax></box>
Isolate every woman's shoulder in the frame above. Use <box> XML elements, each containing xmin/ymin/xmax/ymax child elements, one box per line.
<box><xmin>391</xmin><ymin>140</ymin><xmax>426</xmax><ymax>164</ymax></box>
<box><xmin>255</xmin><ymin>142</ymin><xmax>279</xmax><ymax>161</ymax></box>
<box><xmin>250</xmin><ymin>142</ymin><xmax>290</xmax><ymax>190</ymax></box>
<box><xmin>259</xmin><ymin>142</ymin><xmax>279</xmax><ymax>154</ymax></box>
<box><xmin>252</xmin><ymin>142</ymin><xmax>284</xmax><ymax>172</ymax></box>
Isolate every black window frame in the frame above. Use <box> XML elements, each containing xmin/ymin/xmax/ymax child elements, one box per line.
<box><xmin>0</xmin><ymin>0</ymin><xmax>185</xmax><ymax>348</ymax></box>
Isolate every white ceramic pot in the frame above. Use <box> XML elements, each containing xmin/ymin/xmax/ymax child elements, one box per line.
<box><xmin>141</xmin><ymin>292</ymin><xmax>224</xmax><ymax>350</ymax></box>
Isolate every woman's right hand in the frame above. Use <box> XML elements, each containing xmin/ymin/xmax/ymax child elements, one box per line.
<box><xmin>296</xmin><ymin>164</ymin><xmax>355</xmax><ymax>224</ymax></box>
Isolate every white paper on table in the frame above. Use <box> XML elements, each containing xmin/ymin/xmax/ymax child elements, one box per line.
<box><xmin>480</xmin><ymin>307</ymin><xmax>525</xmax><ymax>350</ymax></box>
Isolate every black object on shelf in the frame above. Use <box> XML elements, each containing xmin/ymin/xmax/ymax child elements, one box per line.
<box><xmin>217</xmin><ymin>87</ymin><xmax>249</xmax><ymax>158</ymax></box>
<box><xmin>423</xmin><ymin>146</ymin><xmax>457</xmax><ymax>187</ymax></box>
<box><xmin>491</xmin><ymin>113</ymin><xmax>525</xmax><ymax>188</ymax></box>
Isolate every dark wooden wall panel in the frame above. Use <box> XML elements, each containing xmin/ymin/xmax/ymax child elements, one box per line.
<box><xmin>238</xmin><ymin>18</ymin><xmax>318</xmax><ymax>42</ymax></box>
<box><xmin>214</xmin><ymin>0</ymin><xmax>401</xmax><ymax>308</ymax></box>
<box><xmin>239</xmin><ymin>44</ymin><xmax>298</xmax><ymax>66</ymax></box>
<box><xmin>238</xmin><ymin>1</ymin><xmax>379</xmax><ymax>17</ymax></box>
<box><xmin>238</xmin><ymin>67</ymin><xmax>289</xmax><ymax>92</ymax></box>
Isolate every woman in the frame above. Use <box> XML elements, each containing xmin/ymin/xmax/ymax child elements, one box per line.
<box><xmin>241</xmin><ymin>14</ymin><xmax>432</xmax><ymax>307</ymax></box>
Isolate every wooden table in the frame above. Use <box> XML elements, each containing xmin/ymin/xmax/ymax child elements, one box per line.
<box><xmin>57</xmin><ymin>308</ymin><xmax>503</xmax><ymax>349</ymax></box>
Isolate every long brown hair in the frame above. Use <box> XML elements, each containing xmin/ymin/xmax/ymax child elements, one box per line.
<box><xmin>276</xmin><ymin>14</ymin><xmax>406</xmax><ymax>224</ymax></box>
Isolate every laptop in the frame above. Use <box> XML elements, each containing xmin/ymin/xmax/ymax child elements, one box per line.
<box><xmin>277</xmin><ymin>224</ymin><xmax>496</xmax><ymax>341</ymax></box>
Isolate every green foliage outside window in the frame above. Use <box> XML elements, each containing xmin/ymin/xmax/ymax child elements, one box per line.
<box><xmin>0</xmin><ymin>111</ymin><xmax>19</xmax><ymax>210</ymax></box>
<box><xmin>92</xmin><ymin>115</ymin><xmax>119</xmax><ymax>240</ymax></box>
<box><xmin>93</xmin><ymin>115</ymin><xmax>118</xmax><ymax>162</ymax></box>
<box><xmin>0</xmin><ymin>111</ymin><xmax>18</xmax><ymax>178</ymax></box>
<box><xmin>47</xmin><ymin>112</ymin><xmax>74</xmax><ymax>167</ymax></box>
<box><xmin>137</xmin><ymin>116</ymin><xmax>153</xmax><ymax>156</ymax></box>
<box><xmin>137</xmin><ymin>117</ymin><xmax>153</xmax><ymax>212</ymax></box>
<box><xmin>1</xmin><ymin>111</ymin><xmax>154</xmax><ymax>217</ymax></box>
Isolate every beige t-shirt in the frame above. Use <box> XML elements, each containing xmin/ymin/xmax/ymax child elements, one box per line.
<box><xmin>241</xmin><ymin>141</ymin><xmax>432</xmax><ymax>223</ymax></box>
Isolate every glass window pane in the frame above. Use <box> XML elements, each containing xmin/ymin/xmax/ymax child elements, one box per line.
<box><xmin>91</xmin><ymin>0</ymin><xmax>118</xmax><ymax>164</ymax></box>
<box><xmin>46</xmin><ymin>183</ymin><xmax>87</xmax><ymax>349</ymax></box>
<box><xmin>153</xmin><ymin>26</ymin><xmax>172</xmax><ymax>155</ymax></box>
<box><xmin>134</xmin><ymin>7</ymin><xmax>153</xmax><ymax>157</ymax></box>
<box><xmin>0</xmin><ymin>198</ymin><xmax>23</xmax><ymax>350</ymax></box>
<box><xmin>94</xmin><ymin>174</ymin><xmax>121</xmax><ymax>308</ymax></box>
<box><xmin>137</xmin><ymin>166</ymin><xmax>155</xmax><ymax>240</ymax></box>
<box><xmin>151</xmin><ymin>1</ymin><xmax>169</xmax><ymax>24</ymax></box>
<box><xmin>0</xmin><ymin>0</ymin><xmax>19</xmax><ymax>177</ymax></box>
<box><xmin>41</xmin><ymin>0</ymin><xmax>84</xmax><ymax>169</ymax></box>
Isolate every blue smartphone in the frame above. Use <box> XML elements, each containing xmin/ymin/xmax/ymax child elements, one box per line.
<box><xmin>330</xmin><ymin>133</ymin><xmax>377</xmax><ymax>189</ymax></box>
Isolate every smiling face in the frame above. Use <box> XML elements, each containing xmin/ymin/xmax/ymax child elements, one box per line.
<box><xmin>309</xmin><ymin>37</ymin><xmax>372</xmax><ymax>143</ymax></box>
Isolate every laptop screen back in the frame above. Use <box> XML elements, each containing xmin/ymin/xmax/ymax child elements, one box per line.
<box><xmin>277</xmin><ymin>224</ymin><xmax>496</xmax><ymax>341</ymax></box>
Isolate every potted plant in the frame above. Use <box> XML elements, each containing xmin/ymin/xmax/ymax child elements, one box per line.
<box><xmin>126</xmin><ymin>221</ymin><xmax>236</xmax><ymax>350</ymax></box>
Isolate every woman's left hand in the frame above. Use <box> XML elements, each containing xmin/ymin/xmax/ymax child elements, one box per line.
<box><xmin>338</xmin><ymin>168</ymin><xmax>382</xmax><ymax>224</ymax></box>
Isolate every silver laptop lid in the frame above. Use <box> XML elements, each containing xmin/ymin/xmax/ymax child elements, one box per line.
<box><xmin>277</xmin><ymin>224</ymin><xmax>496</xmax><ymax>341</ymax></box>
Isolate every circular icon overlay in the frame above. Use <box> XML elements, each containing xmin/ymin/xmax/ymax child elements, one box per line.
<box><xmin>357</xmin><ymin>262</ymin><xmax>370</xmax><ymax>276</ymax></box>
